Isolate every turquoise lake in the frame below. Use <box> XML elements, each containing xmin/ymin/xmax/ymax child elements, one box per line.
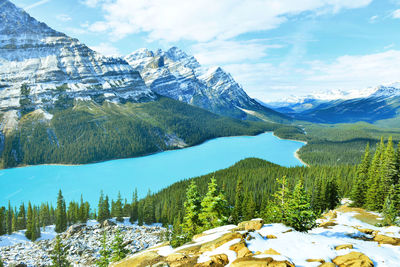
<box><xmin>0</xmin><ymin>132</ymin><xmax>305</xmax><ymax>206</ymax></box>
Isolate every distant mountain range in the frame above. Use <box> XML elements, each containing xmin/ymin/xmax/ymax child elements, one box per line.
<box><xmin>263</xmin><ymin>83</ymin><xmax>400</xmax><ymax>124</ymax></box>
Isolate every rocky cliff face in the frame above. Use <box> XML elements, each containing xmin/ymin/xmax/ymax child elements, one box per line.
<box><xmin>0</xmin><ymin>0</ymin><xmax>155</xmax><ymax>113</ymax></box>
<box><xmin>125</xmin><ymin>47</ymin><xmax>265</xmax><ymax>119</ymax></box>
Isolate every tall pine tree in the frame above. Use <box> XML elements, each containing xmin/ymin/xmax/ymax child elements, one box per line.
<box><xmin>181</xmin><ymin>181</ymin><xmax>201</xmax><ymax>239</ymax></box>
<box><xmin>55</xmin><ymin>190</ymin><xmax>67</xmax><ymax>233</ymax></box>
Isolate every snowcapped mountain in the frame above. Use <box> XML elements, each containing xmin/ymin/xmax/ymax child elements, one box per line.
<box><xmin>125</xmin><ymin>47</ymin><xmax>286</xmax><ymax>121</ymax></box>
<box><xmin>0</xmin><ymin>0</ymin><xmax>155</xmax><ymax>112</ymax></box>
<box><xmin>267</xmin><ymin>82</ymin><xmax>400</xmax><ymax>124</ymax></box>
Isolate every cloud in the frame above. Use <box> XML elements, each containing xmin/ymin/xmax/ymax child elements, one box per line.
<box><xmin>192</xmin><ymin>40</ymin><xmax>283</xmax><ymax>66</ymax></box>
<box><xmin>80</xmin><ymin>0</ymin><xmax>103</xmax><ymax>8</ymax></box>
<box><xmin>56</xmin><ymin>14</ymin><xmax>72</xmax><ymax>22</ymax></box>
<box><xmin>89</xmin><ymin>42</ymin><xmax>121</xmax><ymax>57</ymax></box>
<box><xmin>392</xmin><ymin>9</ymin><xmax>400</xmax><ymax>18</ymax></box>
<box><xmin>88</xmin><ymin>0</ymin><xmax>372</xmax><ymax>41</ymax></box>
<box><xmin>25</xmin><ymin>0</ymin><xmax>51</xmax><ymax>10</ymax></box>
<box><xmin>369</xmin><ymin>15</ymin><xmax>379</xmax><ymax>23</ymax></box>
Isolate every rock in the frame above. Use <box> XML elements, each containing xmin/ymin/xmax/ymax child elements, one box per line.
<box><xmin>237</xmin><ymin>219</ymin><xmax>264</xmax><ymax>231</ymax></box>
<box><xmin>319</xmin><ymin>263</ymin><xmax>335</xmax><ymax>267</ymax></box>
<box><xmin>231</xmin><ymin>256</ymin><xmax>295</xmax><ymax>267</ymax></box>
<box><xmin>335</xmin><ymin>244</ymin><xmax>354</xmax><ymax>250</ymax></box>
<box><xmin>264</xmin><ymin>248</ymin><xmax>281</xmax><ymax>255</ymax></box>
<box><xmin>101</xmin><ymin>219</ymin><xmax>116</xmax><ymax>228</ymax></box>
<box><xmin>166</xmin><ymin>253</ymin><xmax>186</xmax><ymax>262</ymax></box>
<box><xmin>373</xmin><ymin>234</ymin><xmax>400</xmax><ymax>246</ymax></box>
<box><xmin>199</xmin><ymin>232</ymin><xmax>243</xmax><ymax>253</ymax></box>
<box><xmin>266</xmin><ymin>235</ymin><xmax>277</xmax><ymax>239</ymax></box>
<box><xmin>332</xmin><ymin>252</ymin><xmax>374</xmax><ymax>267</ymax></box>
<box><xmin>229</xmin><ymin>240</ymin><xmax>252</xmax><ymax>258</ymax></box>
<box><xmin>306</xmin><ymin>258</ymin><xmax>325</xmax><ymax>263</ymax></box>
<box><xmin>324</xmin><ymin>210</ymin><xmax>337</xmax><ymax>220</ymax></box>
<box><xmin>195</xmin><ymin>254</ymin><xmax>229</xmax><ymax>267</ymax></box>
<box><xmin>319</xmin><ymin>221</ymin><xmax>337</xmax><ymax>228</ymax></box>
<box><xmin>358</xmin><ymin>228</ymin><xmax>375</xmax><ymax>235</ymax></box>
<box><xmin>111</xmin><ymin>251</ymin><xmax>164</xmax><ymax>267</ymax></box>
<box><xmin>64</xmin><ymin>223</ymin><xmax>86</xmax><ymax>238</ymax></box>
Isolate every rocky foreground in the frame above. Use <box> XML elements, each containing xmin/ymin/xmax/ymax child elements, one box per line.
<box><xmin>112</xmin><ymin>206</ymin><xmax>400</xmax><ymax>267</ymax></box>
<box><xmin>0</xmin><ymin>219</ymin><xmax>166</xmax><ymax>266</ymax></box>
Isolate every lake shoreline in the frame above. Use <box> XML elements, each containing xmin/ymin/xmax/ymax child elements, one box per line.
<box><xmin>272</xmin><ymin>133</ymin><xmax>309</xmax><ymax>167</ymax></box>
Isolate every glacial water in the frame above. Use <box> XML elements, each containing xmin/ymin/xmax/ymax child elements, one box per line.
<box><xmin>0</xmin><ymin>132</ymin><xmax>305</xmax><ymax>206</ymax></box>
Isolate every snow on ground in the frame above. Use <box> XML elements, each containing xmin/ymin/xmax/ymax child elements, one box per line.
<box><xmin>0</xmin><ymin>225</ymin><xmax>56</xmax><ymax>247</ymax></box>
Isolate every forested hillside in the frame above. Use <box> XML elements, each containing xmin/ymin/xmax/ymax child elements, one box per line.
<box><xmin>1</xmin><ymin>97</ymin><xmax>292</xmax><ymax>168</ymax></box>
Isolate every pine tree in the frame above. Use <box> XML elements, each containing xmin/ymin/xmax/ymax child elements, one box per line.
<box><xmin>231</xmin><ymin>177</ymin><xmax>244</xmax><ymax>224</ymax></box>
<box><xmin>272</xmin><ymin>176</ymin><xmax>291</xmax><ymax>223</ymax></box>
<box><xmin>383</xmin><ymin>185</ymin><xmax>399</xmax><ymax>225</ymax></box>
<box><xmin>97</xmin><ymin>191</ymin><xmax>106</xmax><ymax>223</ymax></box>
<box><xmin>380</xmin><ymin>137</ymin><xmax>398</xmax><ymax>204</ymax></box>
<box><xmin>287</xmin><ymin>179</ymin><xmax>317</xmax><ymax>232</ymax></box>
<box><xmin>114</xmin><ymin>192</ymin><xmax>124</xmax><ymax>222</ymax></box>
<box><xmin>325</xmin><ymin>177</ymin><xmax>339</xmax><ymax>210</ymax></box>
<box><xmin>25</xmin><ymin>202</ymin><xmax>34</xmax><ymax>240</ymax></box>
<box><xmin>199</xmin><ymin>178</ymin><xmax>228</xmax><ymax>230</ymax></box>
<box><xmin>181</xmin><ymin>181</ymin><xmax>201</xmax><ymax>239</ymax></box>
<box><xmin>351</xmin><ymin>143</ymin><xmax>370</xmax><ymax>207</ymax></box>
<box><xmin>55</xmin><ymin>190</ymin><xmax>67</xmax><ymax>233</ymax></box>
<box><xmin>129</xmin><ymin>189</ymin><xmax>138</xmax><ymax>224</ymax></box>
<box><xmin>96</xmin><ymin>232</ymin><xmax>111</xmax><ymax>267</ymax></box>
<box><xmin>50</xmin><ymin>235</ymin><xmax>70</xmax><ymax>267</ymax></box>
<box><xmin>242</xmin><ymin>189</ymin><xmax>256</xmax><ymax>221</ymax></box>
<box><xmin>365</xmin><ymin>139</ymin><xmax>385</xmax><ymax>210</ymax></box>
<box><xmin>143</xmin><ymin>190</ymin><xmax>155</xmax><ymax>225</ymax></box>
<box><xmin>6</xmin><ymin>201</ymin><xmax>12</xmax><ymax>235</ymax></box>
<box><xmin>110</xmin><ymin>228</ymin><xmax>128</xmax><ymax>262</ymax></box>
<box><xmin>0</xmin><ymin>207</ymin><xmax>6</xmax><ymax>235</ymax></box>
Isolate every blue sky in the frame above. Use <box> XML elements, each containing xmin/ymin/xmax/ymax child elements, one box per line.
<box><xmin>11</xmin><ymin>0</ymin><xmax>400</xmax><ymax>101</ymax></box>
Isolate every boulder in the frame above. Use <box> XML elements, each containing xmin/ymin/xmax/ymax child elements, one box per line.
<box><xmin>229</xmin><ymin>241</ymin><xmax>252</xmax><ymax>258</ymax></box>
<box><xmin>357</xmin><ymin>228</ymin><xmax>375</xmax><ymax>235</ymax></box>
<box><xmin>237</xmin><ymin>219</ymin><xmax>264</xmax><ymax>231</ymax></box>
<box><xmin>264</xmin><ymin>248</ymin><xmax>281</xmax><ymax>255</ymax></box>
<box><xmin>64</xmin><ymin>223</ymin><xmax>86</xmax><ymax>238</ymax></box>
<box><xmin>319</xmin><ymin>221</ymin><xmax>337</xmax><ymax>228</ymax></box>
<box><xmin>306</xmin><ymin>258</ymin><xmax>325</xmax><ymax>263</ymax></box>
<box><xmin>101</xmin><ymin>219</ymin><xmax>116</xmax><ymax>228</ymax></box>
<box><xmin>319</xmin><ymin>263</ymin><xmax>335</xmax><ymax>267</ymax></box>
<box><xmin>231</xmin><ymin>256</ymin><xmax>295</xmax><ymax>267</ymax></box>
<box><xmin>266</xmin><ymin>235</ymin><xmax>277</xmax><ymax>239</ymax></box>
<box><xmin>373</xmin><ymin>234</ymin><xmax>400</xmax><ymax>246</ymax></box>
<box><xmin>110</xmin><ymin>251</ymin><xmax>164</xmax><ymax>267</ymax></box>
<box><xmin>335</xmin><ymin>244</ymin><xmax>353</xmax><ymax>250</ymax></box>
<box><xmin>195</xmin><ymin>254</ymin><xmax>229</xmax><ymax>267</ymax></box>
<box><xmin>199</xmin><ymin>232</ymin><xmax>243</xmax><ymax>253</ymax></box>
<box><xmin>332</xmin><ymin>252</ymin><xmax>373</xmax><ymax>267</ymax></box>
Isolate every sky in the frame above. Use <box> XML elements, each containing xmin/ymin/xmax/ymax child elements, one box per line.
<box><xmin>11</xmin><ymin>0</ymin><xmax>400</xmax><ymax>101</ymax></box>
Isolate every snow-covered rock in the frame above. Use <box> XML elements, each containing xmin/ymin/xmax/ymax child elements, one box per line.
<box><xmin>125</xmin><ymin>47</ymin><xmax>261</xmax><ymax>118</ymax></box>
<box><xmin>0</xmin><ymin>0</ymin><xmax>155</xmax><ymax>112</ymax></box>
<box><xmin>0</xmin><ymin>218</ymin><xmax>166</xmax><ymax>266</ymax></box>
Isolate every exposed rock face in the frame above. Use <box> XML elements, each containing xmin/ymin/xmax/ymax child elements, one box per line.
<box><xmin>230</xmin><ymin>256</ymin><xmax>295</xmax><ymax>267</ymax></box>
<box><xmin>125</xmin><ymin>48</ymin><xmax>281</xmax><ymax>120</ymax></box>
<box><xmin>0</xmin><ymin>222</ymin><xmax>165</xmax><ymax>266</ymax></box>
<box><xmin>0</xmin><ymin>0</ymin><xmax>155</xmax><ymax>113</ymax></box>
<box><xmin>332</xmin><ymin>252</ymin><xmax>374</xmax><ymax>267</ymax></box>
<box><xmin>236</xmin><ymin>219</ymin><xmax>264</xmax><ymax>231</ymax></box>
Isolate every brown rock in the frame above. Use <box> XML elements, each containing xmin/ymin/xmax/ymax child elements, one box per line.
<box><xmin>229</xmin><ymin>240</ymin><xmax>253</xmax><ymax>258</ymax></box>
<box><xmin>111</xmin><ymin>251</ymin><xmax>164</xmax><ymax>267</ymax></box>
<box><xmin>199</xmin><ymin>232</ymin><xmax>243</xmax><ymax>253</ymax></box>
<box><xmin>306</xmin><ymin>259</ymin><xmax>325</xmax><ymax>263</ymax></box>
<box><xmin>332</xmin><ymin>252</ymin><xmax>374</xmax><ymax>267</ymax></box>
<box><xmin>319</xmin><ymin>263</ymin><xmax>335</xmax><ymax>267</ymax></box>
<box><xmin>319</xmin><ymin>221</ymin><xmax>337</xmax><ymax>228</ymax></box>
<box><xmin>358</xmin><ymin>228</ymin><xmax>375</xmax><ymax>235</ymax></box>
<box><xmin>266</xmin><ymin>235</ymin><xmax>277</xmax><ymax>239</ymax></box>
<box><xmin>195</xmin><ymin>254</ymin><xmax>229</xmax><ymax>267</ymax></box>
<box><xmin>335</xmin><ymin>244</ymin><xmax>354</xmax><ymax>250</ymax></box>
<box><xmin>166</xmin><ymin>253</ymin><xmax>186</xmax><ymax>262</ymax></box>
<box><xmin>231</xmin><ymin>256</ymin><xmax>294</xmax><ymax>267</ymax></box>
<box><xmin>101</xmin><ymin>219</ymin><xmax>116</xmax><ymax>228</ymax></box>
<box><xmin>373</xmin><ymin>234</ymin><xmax>400</xmax><ymax>246</ymax></box>
<box><xmin>237</xmin><ymin>219</ymin><xmax>264</xmax><ymax>231</ymax></box>
<box><xmin>264</xmin><ymin>248</ymin><xmax>281</xmax><ymax>255</ymax></box>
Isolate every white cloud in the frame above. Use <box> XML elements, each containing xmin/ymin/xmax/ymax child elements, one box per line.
<box><xmin>369</xmin><ymin>15</ymin><xmax>379</xmax><ymax>23</ymax></box>
<box><xmin>80</xmin><ymin>0</ymin><xmax>103</xmax><ymax>8</ymax></box>
<box><xmin>192</xmin><ymin>40</ymin><xmax>282</xmax><ymax>66</ymax></box>
<box><xmin>56</xmin><ymin>14</ymin><xmax>72</xmax><ymax>22</ymax></box>
<box><xmin>25</xmin><ymin>0</ymin><xmax>51</xmax><ymax>10</ymax></box>
<box><xmin>392</xmin><ymin>9</ymin><xmax>400</xmax><ymax>18</ymax></box>
<box><xmin>88</xmin><ymin>0</ymin><xmax>372</xmax><ymax>42</ymax></box>
<box><xmin>89</xmin><ymin>42</ymin><xmax>121</xmax><ymax>57</ymax></box>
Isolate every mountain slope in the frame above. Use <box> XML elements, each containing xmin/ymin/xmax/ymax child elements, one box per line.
<box><xmin>271</xmin><ymin>84</ymin><xmax>400</xmax><ymax>124</ymax></box>
<box><xmin>0</xmin><ymin>0</ymin><xmax>154</xmax><ymax>114</ymax></box>
<box><xmin>125</xmin><ymin>48</ymin><xmax>288</xmax><ymax>122</ymax></box>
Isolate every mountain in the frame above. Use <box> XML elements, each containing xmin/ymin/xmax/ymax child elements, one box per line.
<box><xmin>125</xmin><ymin>48</ymin><xmax>288</xmax><ymax>122</ymax></box>
<box><xmin>0</xmin><ymin>0</ymin><xmax>285</xmax><ymax>169</ymax></box>
<box><xmin>0</xmin><ymin>0</ymin><xmax>155</xmax><ymax>115</ymax></box>
<box><xmin>268</xmin><ymin>83</ymin><xmax>400</xmax><ymax>124</ymax></box>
